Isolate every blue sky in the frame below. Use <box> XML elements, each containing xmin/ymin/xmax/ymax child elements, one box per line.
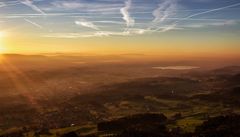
<box><xmin>0</xmin><ymin>0</ymin><xmax>240</xmax><ymax>38</ymax></box>
<box><xmin>0</xmin><ymin>0</ymin><xmax>240</xmax><ymax>56</ymax></box>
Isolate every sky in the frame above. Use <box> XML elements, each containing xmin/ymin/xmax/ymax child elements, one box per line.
<box><xmin>0</xmin><ymin>0</ymin><xmax>240</xmax><ymax>58</ymax></box>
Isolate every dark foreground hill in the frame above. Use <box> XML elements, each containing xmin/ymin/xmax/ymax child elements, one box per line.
<box><xmin>1</xmin><ymin>113</ymin><xmax>240</xmax><ymax>137</ymax></box>
<box><xmin>53</xmin><ymin>113</ymin><xmax>240</xmax><ymax>137</ymax></box>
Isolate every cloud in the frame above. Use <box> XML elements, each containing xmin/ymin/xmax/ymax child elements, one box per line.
<box><xmin>92</xmin><ymin>21</ymin><xmax>125</xmax><ymax>25</ymax></box>
<box><xmin>42</xmin><ymin>32</ymin><xmax>120</xmax><ymax>38</ymax></box>
<box><xmin>75</xmin><ymin>20</ymin><xmax>99</xmax><ymax>30</ymax></box>
<box><xmin>152</xmin><ymin>0</ymin><xmax>177</xmax><ymax>23</ymax></box>
<box><xmin>0</xmin><ymin>1</ymin><xmax>21</xmax><ymax>7</ymax></box>
<box><xmin>52</xmin><ymin>1</ymin><xmax>83</xmax><ymax>9</ymax></box>
<box><xmin>4</xmin><ymin>0</ymin><xmax>239</xmax><ymax>38</ymax></box>
<box><xmin>0</xmin><ymin>2</ymin><xmax>6</xmax><ymax>7</ymax></box>
<box><xmin>183</xmin><ymin>20</ymin><xmax>238</xmax><ymax>28</ymax></box>
<box><xmin>19</xmin><ymin>0</ymin><xmax>46</xmax><ymax>15</ymax></box>
<box><xmin>182</xmin><ymin>2</ymin><xmax>240</xmax><ymax>21</ymax></box>
<box><xmin>43</xmin><ymin>33</ymin><xmax>93</xmax><ymax>38</ymax></box>
<box><xmin>94</xmin><ymin>29</ymin><xmax>150</xmax><ymax>37</ymax></box>
<box><xmin>210</xmin><ymin>20</ymin><xmax>237</xmax><ymax>26</ymax></box>
<box><xmin>43</xmin><ymin>32</ymin><xmax>125</xmax><ymax>38</ymax></box>
<box><xmin>24</xmin><ymin>18</ymin><xmax>43</xmax><ymax>29</ymax></box>
<box><xmin>43</xmin><ymin>28</ymin><xmax>150</xmax><ymax>38</ymax></box>
<box><xmin>149</xmin><ymin>0</ymin><xmax>178</xmax><ymax>32</ymax></box>
<box><xmin>120</xmin><ymin>0</ymin><xmax>135</xmax><ymax>27</ymax></box>
<box><xmin>50</xmin><ymin>1</ymin><xmax>122</xmax><ymax>12</ymax></box>
<box><xmin>159</xmin><ymin>1</ymin><xmax>240</xmax><ymax>32</ymax></box>
<box><xmin>159</xmin><ymin>24</ymin><xmax>177</xmax><ymax>32</ymax></box>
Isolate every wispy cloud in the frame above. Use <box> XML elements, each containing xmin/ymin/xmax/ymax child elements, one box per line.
<box><xmin>183</xmin><ymin>20</ymin><xmax>238</xmax><ymax>28</ymax></box>
<box><xmin>43</xmin><ymin>33</ymin><xmax>93</xmax><ymax>38</ymax></box>
<box><xmin>92</xmin><ymin>29</ymin><xmax>148</xmax><ymax>37</ymax></box>
<box><xmin>159</xmin><ymin>24</ymin><xmax>177</xmax><ymax>32</ymax></box>
<box><xmin>24</xmin><ymin>18</ymin><xmax>43</xmax><ymax>29</ymax></box>
<box><xmin>92</xmin><ymin>21</ymin><xmax>125</xmax><ymax>25</ymax></box>
<box><xmin>182</xmin><ymin>2</ymin><xmax>240</xmax><ymax>21</ymax></box>
<box><xmin>0</xmin><ymin>2</ymin><xmax>6</xmax><ymax>8</ymax></box>
<box><xmin>0</xmin><ymin>1</ymin><xmax>21</xmax><ymax>8</ymax></box>
<box><xmin>52</xmin><ymin>1</ymin><xmax>84</xmax><ymax>9</ymax></box>
<box><xmin>163</xmin><ymin>2</ymin><xmax>240</xmax><ymax>32</ymax></box>
<box><xmin>43</xmin><ymin>29</ymin><xmax>155</xmax><ymax>39</ymax></box>
<box><xmin>50</xmin><ymin>1</ymin><xmax>122</xmax><ymax>12</ymax></box>
<box><xmin>43</xmin><ymin>32</ymin><xmax>122</xmax><ymax>39</ymax></box>
<box><xmin>152</xmin><ymin>0</ymin><xmax>177</xmax><ymax>23</ymax></box>
<box><xmin>75</xmin><ymin>20</ymin><xmax>100</xmax><ymax>30</ymax></box>
<box><xmin>149</xmin><ymin>0</ymin><xmax>179</xmax><ymax>32</ymax></box>
<box><xmin>2</xmin><ymin>0</ymin><xmax>240</xmax><ymax>38</ymax></box>
<box><xmin>120</xmin><ymin>0</ymin><xmax>135</xmax><ymax>27</ymax></box>
<box><xmin>19</xmin><ymin>0</ymin><xmax>46</xmax><ymax>15</ymax></box>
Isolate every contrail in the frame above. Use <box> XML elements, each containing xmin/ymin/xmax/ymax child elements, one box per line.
<box><xmin>157</xmin><ymin>2</ymin><xmax>240</xmax><ymax>32</ymax></box>
<box><xmin>24</xmin><ymin>18</ymin><xmax>43</xmax><ymax>29</ymax></box>
<box><xmin>0</xmin><ymin>1</ymin><xmax>20</xmax><ymax>7</ymax></box>
<box><xmin>148</xmin><ymin>0</ymin><xmax>178</xmax><ymax>31</ymax></box>
<box><xmin>19</xmin><ymin>0</ymin><xmax>46</xmax><ymax>15</ymax></box>
<box><xmin>0</xmin><ymin>2</ymin><xmax>6</xmax><ymax>8</ymax></box>
<box><xmin>75</xmin><ymin>20</ymin><xmax>99</xmax><ymax>30</ymax></box>
<box><xmin>120</xmin><ymin>0</ymin><xmax>135</xmax><ymax>27</ymax></box>
<box><xmin>152</xmin><ymin>0</ymin><xmax>177</xmax><ymax>23</ymax></box>
<box><xmin>183</xmin><ymin>2</ymin><xmax>240</xmax><ymax>21</ymax></box>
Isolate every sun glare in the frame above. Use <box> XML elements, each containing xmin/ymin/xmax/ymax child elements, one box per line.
<box><xmin>0</xmin><ymin>46</ymin><xmax>4</xmax><ymax>54</ymax></box>
<box><xmin>0</xmin><ymin>31</ymin><xmax>4</xmax><ymax>38</ymax></box>
<box><xmin>0</xmin><ymin>32</ymin><xmax>5</xmax><ymax>54</ymax></box>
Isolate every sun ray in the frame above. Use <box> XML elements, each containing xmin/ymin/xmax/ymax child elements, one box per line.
<box><xmin>0</xmin><ymin>56</ymin><xmax>43</xmax><ymax>112</ymax></box>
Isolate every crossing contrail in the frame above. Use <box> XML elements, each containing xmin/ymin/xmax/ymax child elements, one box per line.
<box><xmin>19</xmin><ymin>0</ymin><xmax>46</xmax><ymax>15</ymax></box>
<box><xmin>157</xmin><ymin>2</ymin><xmax>240</xmax><ymax>32</ymax></box>
<box><xmin>24</xmin><ymin>18</ymin><xmax>43</xmax><ymax>29</ymax></box>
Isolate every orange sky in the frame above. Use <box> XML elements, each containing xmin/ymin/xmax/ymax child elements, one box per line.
<box><xmin>0</xmin><ymin>0</ymin><xmax>240</xmax><ymax>60</ymax></box>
